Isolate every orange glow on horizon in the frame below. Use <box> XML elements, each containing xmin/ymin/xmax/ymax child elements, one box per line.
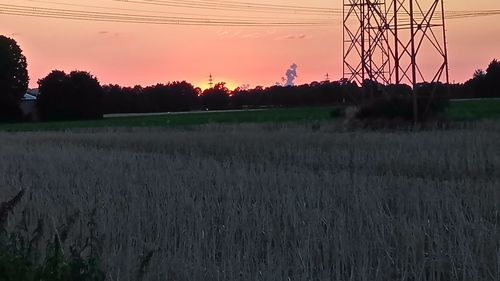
<box><xmin>196</xmin><ymin>79</ymin><xmax>239</xmax><ymax>92</ymax></box>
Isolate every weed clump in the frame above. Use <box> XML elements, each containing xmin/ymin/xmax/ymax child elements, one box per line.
<box><xmin>0</xmin><ymin>190</ymin><xmax>105</xmax><ymax>281</ymax></box>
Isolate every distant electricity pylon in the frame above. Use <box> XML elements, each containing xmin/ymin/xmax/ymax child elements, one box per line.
<box><xmin>209</xmin><ymin>73</ymin><xmax>214</xmax><ymax>88</ymax></box>
<box><xmin>343</xmin><ymin>0</ymin><xmax>449</xmax><ymax>87</ymax></box>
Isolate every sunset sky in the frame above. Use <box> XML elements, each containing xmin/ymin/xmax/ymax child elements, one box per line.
<box><xmin>0</xmin><ymin>0</ymin><xmax>499</xmax><ymax>89</ymax></box>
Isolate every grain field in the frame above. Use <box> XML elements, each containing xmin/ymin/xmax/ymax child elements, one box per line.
<box><xmin>1</xmin><ymin>122</ymin><xmax>500</xmax><ymax>281</ymax></box>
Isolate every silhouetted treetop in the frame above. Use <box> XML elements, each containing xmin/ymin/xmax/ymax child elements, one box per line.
<box><xmin>201</xmin><ymin>82</ymin><xmax>230</xmax><ymax>110</ymax></box>
<box><xmin>466</xmin><ymin>59</ymin><xmax>500</xmax><ymax>98</ymax></box>
<box><xmin>37</xmin><ymin>70</ymin><xmax>103</xmax><ymax>121</ymax></box>
<box><xmin>486</xmin><ymin>59</ymin><xmax>500</xmax><ymax>79</ymax></box>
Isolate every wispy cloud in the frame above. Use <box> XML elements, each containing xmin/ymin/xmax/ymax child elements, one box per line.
<box><xmin>215</xmin><ymin>30</ymin><xmax>264</xmax><ymax>39</ymax></box>
<box><xmin>276</xmin><ymin>34</ymin><xmax>307</xmax><ymax>40</ymax></box>
<box><xmin>98</xmin><ymin>31</ymin><xmax>120</xmax><ymax>37</ymax></box>
<box><xmin>215</xmin><ymin>30</ymin><xmax>230</xmax><ymax>36</ymax></box>
<box><xmin>240</xmin><ymin>32</ymin><xmax>262</xmax><ymax>39</ymax></box>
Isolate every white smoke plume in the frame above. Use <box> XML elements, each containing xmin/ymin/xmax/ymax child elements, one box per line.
<box><xmin>285</xmin><ymin>63</ymin><xmax>298</xmax><ymax>86</ymax></box>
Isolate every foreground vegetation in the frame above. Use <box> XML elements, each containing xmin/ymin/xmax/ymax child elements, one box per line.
<box><xmin>1</xmin><ymin>121</ymin><xmax>499</xmax><ymax>281</ymax></box>
<box><xmin>1</xmin><ymin>193</ymin><xmax>106</xmax><ymax>281</ymax></box>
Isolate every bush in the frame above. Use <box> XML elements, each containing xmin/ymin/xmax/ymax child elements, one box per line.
<box><xmin>356</xmin><ymin>94</ymin><xmax>449</xmax><ymax>123</ymax></box>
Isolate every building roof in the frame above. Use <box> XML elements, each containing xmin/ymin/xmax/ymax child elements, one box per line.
<box><xmin>23</xmin><ymin>93</ymin><xmax>37</xmax><ymax>101</ymax></box>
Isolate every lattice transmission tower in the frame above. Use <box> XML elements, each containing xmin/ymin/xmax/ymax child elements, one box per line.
<box><xmin>343</xmin><ymin>0</ymin><xmax>449</xmax><ymax>87</ymax></box>
<box><xmin>343</xmin><ymin>0</ymin><xmax>391</xmax><ymax>85</ymax></box>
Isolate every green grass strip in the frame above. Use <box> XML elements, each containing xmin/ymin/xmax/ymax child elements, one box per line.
<box><xmin>447</xmin><ymin>99</ymin><xmax>500</xmax><ymax>121</ymax></box>
<box><xmin>0</xmin><ymin>107</ymin><xmax>338</xmax><ymax>132</ymax></box>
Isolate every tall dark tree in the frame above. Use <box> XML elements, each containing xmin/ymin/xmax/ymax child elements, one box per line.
<box><xmin>37</xmin><ymin>70</ymin><xmax>103</xmax><ymax>121</ymax></box>
<box><xmin>68</xmin><ymin>71</ymin><xmax>103</xmax><ymax>119</ymax></box>
<box><xmin>201</xmin><ymin>82</ymin><xmax>230</xmax><ymax>110</ymax></box>
<box><xmin>168</xmin><ymin>81</ymin><xmax>200</xmax><ymax>111</ymax></box>
<box><xmin>37</xmin><ymin>70</ymin><xmax>70</xmax><ymax>120</ymax></box>
<box><xmin>0</xmin><ymin>35</ymin><xmax>29</xmax><ymax>121</ymax></box>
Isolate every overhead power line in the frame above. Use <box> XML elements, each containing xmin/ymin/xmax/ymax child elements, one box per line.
<box><xmin>1</xmin><ymin>1</ymin><xmax>499</xmax><ymax>27</ymax></box>
<box><xmin>446</xmin><ymin>9</ymin><xmax>500</xmax><ymax>19</ymax></box>
<box><xmin>0</xmin><ymin>3</ymin><xmax>332</xmax><ymax>26</ymax></box>
<box><xmin>25</xmin><ymin>0</ymin><xmax>335</xmax><ymax>20</ymax></box>
<box><xmin>113</xmin><ymin>0</ymin><xmax>341</xmax><ymax>15</ymax></box>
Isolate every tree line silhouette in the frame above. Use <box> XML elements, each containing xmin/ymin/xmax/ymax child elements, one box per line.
<box><xmin>102</xmin><ymin>80</ymin><xmax>360</xmax><ymax>114</ymax></box>
<box><xmin>0</xmin><ymin>35</ymin><xmax>499</xmax><ymax>122</ymax></box>
<box><xmin>100</xmin><ymin>61</ymin><xmax>499</xmax><ymax>117</ymax></box>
